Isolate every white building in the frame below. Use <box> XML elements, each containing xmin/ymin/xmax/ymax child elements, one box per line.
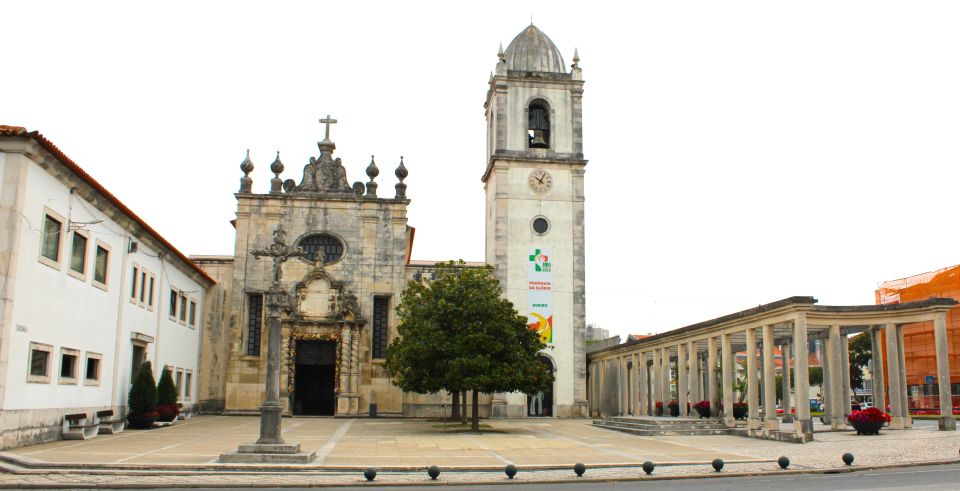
<box><xmin>0</xmin><ymin>126</ymin><xmax>215</xmax><ymax>448</ymax></box>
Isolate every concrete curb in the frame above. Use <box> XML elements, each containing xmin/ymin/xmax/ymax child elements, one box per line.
<box><xmin>1</xmin><ymin>457</ymin><xmax>958</xmax><ymax>489</ymax></box>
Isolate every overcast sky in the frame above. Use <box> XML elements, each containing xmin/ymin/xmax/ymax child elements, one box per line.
<box><xmin>4</xmin><ymin>1</ymin><xmax>959</xmax><ymax>341</ymax></box>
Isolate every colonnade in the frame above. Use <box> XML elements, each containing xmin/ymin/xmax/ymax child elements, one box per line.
<box><xmin>587</xmin><ymin>297</ymin><xmax>957</xmax><ymax>441</ymax></box>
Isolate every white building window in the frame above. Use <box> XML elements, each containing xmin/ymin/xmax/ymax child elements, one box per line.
<box><xmin>93</xmin><ymin>241</ymin><xmax>110</xmax><ymax>290</ymax></box>
<box><xmin>39</xmin><ymin>208</ymin><xmax>64</xmax><ymax>269</ymax></box>
<box><xmin>59</xmin><ymin>347</ymin><xmax>80</xmax><ymax>385</ymax></box>
<box><xmin>183</xmin><ymin>370</ymin><xmax>193</xmax><ymax>400</ymax></box>
<box><xmin>188</xmin><ymin>300</ymin><xmax>197</xmax><ymax>328</ymax></box>
<box><xmin>68</xmin><ymin>230</ymin><xmax>88</xmax><ymax>280</ymax></box>
<box><xmin>27</xmin><ymin>342</ymin><xmax>53</xmax><ymax>383</ymax></box>
<box><xmin>84</xmin><ymin>352</ymin><xmax>102</xmax><ymax>386</ymax></box>
<box><xmin>138</xmin><ymin>269</ymin><xmax>148</xmax><ymax>306</ymax></box>
<box><xmin>130</xmin><ymin>264</ymin><xmax>140</xmax><ymax>302</ymax></box>
<box><xmin>169</xmin><ymin>288</ymin><xmax>178</xmax><ymax>319</ymax></box>
<box><xmin>179</xmin><ymin>293</ymin><xmax>187</xmax><ymax>324</ymax></box>
<box><xmin>147</xmin><ymin>273</ymin><xmax>156</xmax><ymax>310</ymax></box>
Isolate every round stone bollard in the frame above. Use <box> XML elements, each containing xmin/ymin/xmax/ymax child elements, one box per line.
<box><xmin>642</xmin><ymin>461</ymin><xmax>655</xmax><ymax>475</ymax></box>
<box><xmin>778</xmin><ymin>456</ymin><xmax>790</xmax><ymax>469</ymax></box>
<box><xmin>363</xmin><ymin>468</ymin><xmax>377</xmax><ymax>481</ymax></box>
<box><xmin>504</xmin><ymin>464</ymin><xmax>518</xmax><ymax>479</ymax></box>
<box><xmin>712</xmin><ymin>458</ymin><xmax>724</xmax><ymax>472</ymax></box>
<box><xmin>574</xmin><ymin>462</ymin><xmax>586</xmax><ymax>477</ymax></box>
<box><xmin>427</xmin><ymin>465</ymin><xmax>440</xmax><ymax>480</ymax></box>
<box><xmin>842</xmin><ymin>453</ymin><xmax>854</xmax><ymax>466</ymax></box>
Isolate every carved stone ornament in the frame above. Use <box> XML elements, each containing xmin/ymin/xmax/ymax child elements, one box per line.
<box><xmin>251</xmin><ymin>224</ymin><xmax>306</xmax><ymax>289</ymax></box>
<box><xmin>293</xmin><ymin>268</ymin><xmax>363</xmax><ymax>321</ymax></box>
<box><xmin>293</xmin><ymin>115</ymin><xmax>355</xmax><ymax>196</ymax></box>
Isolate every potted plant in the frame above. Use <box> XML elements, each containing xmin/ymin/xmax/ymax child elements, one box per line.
<box><xmin>733</xmin><ymin>402</ymin><xmax>748</xmax><ymax>420</ymax></box>
<box><xmin>693</xmin><ymin>400</ymin><xmax>711</xmax><ymax>418</ymax></box>
<box><xmin>667</xmin><ymin>400</ymin><xmax>680</xmax><ymax>417</ymax></box>
<box><xmin>156</xmin><ymin>367</ymin><xmax>180</xmax><ymax>423</ymax></box>
<box><xmin>127</xmin><ymin>361</ymin><xmax>159</xmax><ymax>429</ymax></box>
<box><xmin>654</xmin><ymin>401</ymin><xmax>664</xmax><ymax>416</ymax></box>
<box><xmin>847</xmin><ymin>407</ymin><xmax>891</xmax><ymax>435</ymax></box>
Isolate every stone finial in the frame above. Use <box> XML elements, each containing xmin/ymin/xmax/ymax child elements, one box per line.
<box><xmin>497</xmin><ymin>43</ymin><xmax>505</xmax><ymax>62</ymax></box>
<box><xmin>394</xmin><ymin>156</ymin><xmax>408</xmax><ymax>199</ymax></box>
<box><xmin>572</xmin><ymin>48</ymin><xmax>580</xmax><ymax>68</ymax></box>
<box><xmin>269</xmin><ymin>151</ymin><xmax>284</xmax><ymax>194</ymax></box>
<box><xmin>365</xmin><ymin>155</ymin><xmax>379</xmax><ymax>197</ymax></box>
<box><xmin>239</xmin><ymin>149</ymin><xmax>254</xmax><ymax>193</ymax></box>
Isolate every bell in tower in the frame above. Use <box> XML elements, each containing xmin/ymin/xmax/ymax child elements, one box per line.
<box><xmin>528</xmin><ymin>101</ymin><xmax>550</xmax><ymax>149</ymax></box>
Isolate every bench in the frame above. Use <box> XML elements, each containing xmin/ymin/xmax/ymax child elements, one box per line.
<box><xmin>177</xmin><ymin>403</ymin><xmax>194</xmax><ymax>420</ymax></box>
<box><xmin>62</xmin><ymin>413</ymin><xmax>99</xmax><ymax>440</ymax></box>
<box><xmin>96</xmin><ymin>409</ymin><xmax>125</xmax><ymax>434</ymax></box>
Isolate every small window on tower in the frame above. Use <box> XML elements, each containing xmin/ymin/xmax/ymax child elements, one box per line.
<box><xmin>528</xmin><ymin>100</ymin><xmax>550</xmax><ymax>149</ymax></box>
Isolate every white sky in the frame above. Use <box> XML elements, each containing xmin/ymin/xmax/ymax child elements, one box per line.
<box><xmin>4</xmin><ymin>1</ymin><xmax>959</xmax><ymax>341</ymax></box>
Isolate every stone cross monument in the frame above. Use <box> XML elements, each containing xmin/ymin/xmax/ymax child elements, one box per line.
<box><xmin>220</xmin><ymin>224</ymin><xmax>315</xmax><ymax>463</ymax></box>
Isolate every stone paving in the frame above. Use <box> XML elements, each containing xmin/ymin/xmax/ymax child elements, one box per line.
<box><xmin>0</xmin><ymin>415</ymin><xmax>958</xmax><ymax>488</ymax></box>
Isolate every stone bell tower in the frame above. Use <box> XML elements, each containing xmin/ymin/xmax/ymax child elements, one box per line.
<box><xmin>482</xmin><ymin>24</ymin><xmax>588</xmax><ymax>418</ymax></box>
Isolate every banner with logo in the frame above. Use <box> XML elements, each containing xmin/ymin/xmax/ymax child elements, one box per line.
<box><xmin>527</xmin><ymin>248</ymin><xmax>553</xmax><ymax>343</ymax></box>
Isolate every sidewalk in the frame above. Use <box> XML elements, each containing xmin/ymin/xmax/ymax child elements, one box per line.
<box><xmin>0</xmin><ymin>416</ymin><xmax>957</xmax><ymax>488</ymax></box>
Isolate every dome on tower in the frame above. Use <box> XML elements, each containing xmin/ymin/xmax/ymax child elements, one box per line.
<box><xmin>503</xmin><ymin>24</ymin><xmax>566</xmax><ymax>74</ymax></box>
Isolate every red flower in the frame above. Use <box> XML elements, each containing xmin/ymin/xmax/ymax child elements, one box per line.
<box><xmin>847</xmin><ymin>407</ymin><xmax>892</xmax><ymax>424</ymax></box>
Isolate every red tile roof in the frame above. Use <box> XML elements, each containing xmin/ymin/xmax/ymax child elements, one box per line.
<box><xmin>1</xmin><ymin>126</ymin><xmax>216</xmax><ymax>285</ymax></box>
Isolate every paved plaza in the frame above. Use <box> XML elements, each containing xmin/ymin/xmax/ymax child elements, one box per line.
<box><xmin>0</xmin><ymin>416</ymin><xmax>958</xmax><ymax>488</ymax></box>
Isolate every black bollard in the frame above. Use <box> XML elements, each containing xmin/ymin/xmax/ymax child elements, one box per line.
<box><xmin>778</xmin><ymin>456</ymin><xmax>790</xmax><ymax>469</ymax></box>
<box><xmin>363</xmin><ymin>468</ymin><xmax>377</xmax><ymax>481</ymax></box>
<box><xmin>505</xmin><ymin>464</ymin><xmax>518</xmax><ymax>479</ymax></box>
<box><xmin>574</xmin><ymin>462</ymin><xmax>586</xmax><ymax>477</ymax></box>
<box><xmin>642</xmin><ymin>461</ymin><xmax>655</xmax><ymax>475</ymax></box>
<box><xmin>712</xmin><ymin>458</ymin><xmax>724</xmax><ymax>472</ymax></box>
<box><xmin>842</xmin><ymin>453</ymin><xmax>854</xmax><ymax>466</ymax></box>
<box><xmin>428</xmin><ymin>465</ymin><xmax>440</xmax><ymax>480</ymax></box>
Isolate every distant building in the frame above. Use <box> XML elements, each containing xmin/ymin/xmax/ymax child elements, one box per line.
<box><xmin>876</xmin><ymin>264</ymin><xmax>960</xmax><ymax>410</ymax></box>
<box><xmin>586</xmin><ymin>324</ymin><xmax>610</xmax><ymax>342</ymax></box>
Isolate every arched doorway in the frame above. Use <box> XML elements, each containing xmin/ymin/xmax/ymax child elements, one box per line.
<box><xmin>528</xmin><ymin>355</ymin><xmax>554</xmax><ymax>417</ymax></box>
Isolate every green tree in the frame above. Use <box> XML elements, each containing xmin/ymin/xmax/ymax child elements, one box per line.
<box><xmin>809</xmin><ymin>366</ymin><xmax>823</xmax><ymax>390</ymax></box>
<box><xmin>386</xmin><ymin>260</ymin><xmax>553</xmax><ymax>431</ymax></box>
<box><xmin>848</xmin><ymin>332</ymin><xmax>872</xmax><ymax>391</ymax></box>
<box><xmin>128</xmin><ymin>361</ymin><xmax>158</xmax><ymax>416</ymax></box>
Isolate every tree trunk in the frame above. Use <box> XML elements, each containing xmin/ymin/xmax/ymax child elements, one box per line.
<box><xmin>451</xmin><ymin>390</ymin><xmax>460</xmax><ymax>420</ymax></box>
<box><xmin>461</xmin><ymin>390</ymin><xmax>468</xmax><ymax>425</ymax></box>
<box><xmin>471</xmin><ymin>390</ymin><xmax>480</xmax><ymax>432</ymax></box>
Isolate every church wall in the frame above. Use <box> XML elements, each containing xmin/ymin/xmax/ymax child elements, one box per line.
<box><xmin>222</xmin><ymin>193</ymin><xmax>409</xmax><ymax>416</ymax></box>
<box><xmin>191</xmin><ymin>256</ymin><xmax>233</xmax><ymax>413</ymax></box>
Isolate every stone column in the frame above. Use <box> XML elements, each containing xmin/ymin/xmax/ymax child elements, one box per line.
<box><xmin>688</xmin><ymin>342</ymin><xmax>699</xmax><ymax>404</ymax></box>
<box><xmin>821</xmin><ymin>337</ymin><xmax>832</xmax><ymax>425</ymax></box>
<box><xmin>258</xmin><ymin>288</ymin><xmax>286</xmax><ymax>444</ymax></box>
<box><xmin>638</xmin><ymin>353</ymin><xmax>649</xmax><ymax>416</ymax></box>
<box><xmin>651</xmin><ymin>349</ymin><xmax>661</xmax><ymax>413</ymax></box>
<box><xmin>745</xmin><ymin>327</ymin><xmax>760</xmax><ymax>430</ymax></box>
<box><xmin>870</xmin><ymin>328</ymin><xmax>885</xmax><ymax>410</ymax></box>
<box><xmin>338</xmin><ymin>324</ymin><xmax>351</xmax><ymax>414</ymax></box>
<box><xmin>933</xmin><ymin>313</ymin><xmax>955</xmax><ymax>430</ymax></box>
<box><xmin>678</xmin><ymin>343</ymin><xmax>688</xmax><ymax>417</ymax></box>
<box><xmin>897</xmin><ymin>326</ymin><xmax>911</xmax><ymax>426</ymax></box>
<box><xmin>617</xmin><ymin>357</ymin><xmax>625</xmax><ymax>416</ymax></box>
<box><xmin>840</xmin><ymin>330</ymin><xmax>852</xmax><ymax>418</ymax></box>
<box><xmin>762</xmin><ymin>325</ymin><xmax>778</xmax><ymax>432</ymax></box>
<box><xmin>721</xmin><ymin>333</ymin><xmax>735</xmax><ymax>427</ymax></box>
<box><xmin>827</xmin><ymin>325</ymin><xmax>845</xmax><ymax>430</ymax></box>
<box><xmin>781</xmin><ymin>342</ymin><xmax>794</xmax><ymax>423</ymax></box>
<box><xmin>662</xmin><ymin>346</ymin><xmax>671</xmax><ymax>406</ymax></box>
<box><xmin>884</xmin><ymin>323</ymin><xmax>905</xmax><ymax>429</ymax></box>
<box><xmin>793</xmin><ymin>314</ymin><xmax>812</xmax><ymax>437</ymax></box>
<box><xmin>708</xmin><ymin>336</ymin><xmax>719</xmax><ymax>418</ymax></box>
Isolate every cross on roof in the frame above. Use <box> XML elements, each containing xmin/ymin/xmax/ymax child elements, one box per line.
<box><xmin>319</xmin><ymin>115</ymin><xmax>338</xmax><ymax>141</ymax></box>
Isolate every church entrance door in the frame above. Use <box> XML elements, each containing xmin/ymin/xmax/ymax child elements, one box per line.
<box><xmin>528</xmin><ymin>355</ymin><xmax>554</xmax><ymax>417</ymax></box>
<box><xmin>293</xmin><ymin>340</ymin><xmax>337</xmax><ymax>416</ymax></box>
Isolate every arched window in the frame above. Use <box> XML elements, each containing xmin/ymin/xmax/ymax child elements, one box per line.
<box><xmin>528</xmin><ymin>100</ymin><xmax>550</xmax><ymax>149</ymax></box>
<box><xmin>299</xmin><ymin>234</ymin><xmax>344</xmax><ymax>264</ymax></box>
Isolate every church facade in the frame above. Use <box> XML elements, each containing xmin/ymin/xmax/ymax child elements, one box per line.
<box><xmin>194</xmin><ymin>25</ymin><xmax>588</xmax><ymax>418</ymax></box>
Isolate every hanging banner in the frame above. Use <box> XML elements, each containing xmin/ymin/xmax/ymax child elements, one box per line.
<box><xmin>527</xmin><ymin>248</ymin><xmax>553</xmax><ymax>343</ymax></box>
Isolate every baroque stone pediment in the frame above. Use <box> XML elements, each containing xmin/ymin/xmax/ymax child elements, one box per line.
<box><xmin>291</xmin><ymin>268</ymin><xmax>361</xmax><ymax>322</ymax></box>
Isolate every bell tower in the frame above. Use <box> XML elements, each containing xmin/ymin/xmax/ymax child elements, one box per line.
<box><xmin>483</xmin><ymin>24</ymin><xmax>587</xmax><ymax>418</ymax></box>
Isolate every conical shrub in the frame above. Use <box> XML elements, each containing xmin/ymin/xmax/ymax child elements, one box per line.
<box><xmin>128</xmin><ymin>361</ymin><xmax>158</xmax><ymax>416</ymax></box>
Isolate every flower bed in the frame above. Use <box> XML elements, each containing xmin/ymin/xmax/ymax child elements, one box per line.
<box><xmin>693</xmin><ymin>400</ymin><xmax>710</xmax><ymax>418</ymax></box>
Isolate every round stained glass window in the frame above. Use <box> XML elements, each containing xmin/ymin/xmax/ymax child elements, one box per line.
<box><xmin>299</xmin><ymin>234</ymin><xmax>344</xmax><ymax>264</ymax></box>
<box><xmin>532</xmin><ymin>217</ymin><xmax>550</xmax><ymax>235</ymax></box>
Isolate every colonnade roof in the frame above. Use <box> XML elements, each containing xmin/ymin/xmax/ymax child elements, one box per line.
<box><xmin>589</xmin><ymin>296</ymin><xmax>957</xmax><ymax>360</ymax></box>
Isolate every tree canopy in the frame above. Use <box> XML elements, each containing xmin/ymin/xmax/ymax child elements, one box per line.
<box><xmin>848</xmin><ymin>332</ymin><xmax>872</xmax><ymax>391</ymax></box>
<box><xmin>385</xmin><ymin>260</ymin><xmax>553</xmax><ymax>431</ymax></box>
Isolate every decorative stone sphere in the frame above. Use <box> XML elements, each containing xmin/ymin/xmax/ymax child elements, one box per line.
<box><xmin>642</xmin><ymin>461</ymin><xmax>655</xmax><ymax>475</ymax></box>
<box><xmin>778</xmin><ymin>456</ymin><xmax>790</xmax><ymax>469</ymax></box>
<box><xmin>395</xmin><ymin>156</ymin><xmax>408</xmax><ymax>180</ymax></box>
<box><xmin>270</xmin><ymin>152</ymin><xmax>284</xmax><ymax>175</ymax></box>
<box><xmin>240</xmin><ymin>150</ymin><xmax>254</xmax><ymax>175</ymax></box>
<box><xmin>712</xmin><ymin>458</ymin><xmax>724</xmax><ymax>472</ymax></box>
<box><xmin>428</xmin><ymin>465</ymin><xmax>440</xmax><ymax>480</ymax></box>
<box><xmin>504</xmin><ymin>464</ymin><xmax>517</xmax><ymax>479</ymax></box>
<box><xmin>842</xmin><ymin>452</ymin><xmax>854</xmax><ymax>465</ymax></box>
<box><xmin>366</xmin><ymin>156</ymin><xmax>380</xmax><ymax>179</ymax></box>
<box><xmin>573</xmin><ymin>462</ymin><xmax>585</xmax><ymax>477</ymax></box>
<box><xmin>363</xmin><ymin>468</ymin><xmax>377</xmax><ymax>481</ymax></box>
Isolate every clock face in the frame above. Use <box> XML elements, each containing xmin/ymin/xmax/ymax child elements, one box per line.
<box><xmin>528</xmin><ymin>169</ymin><xmax>553</xmax><ymax>194</ymax></box>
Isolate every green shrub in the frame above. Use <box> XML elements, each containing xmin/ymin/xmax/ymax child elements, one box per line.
<box><xmin>128</xmin><ymin>361</ymin><xmax>158</xmax><ymax>416</ymax></box>
<box><xmin>157</xmin><ymin>368</ymin><xmax>178</xmax><ymax>406</ymax></box>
